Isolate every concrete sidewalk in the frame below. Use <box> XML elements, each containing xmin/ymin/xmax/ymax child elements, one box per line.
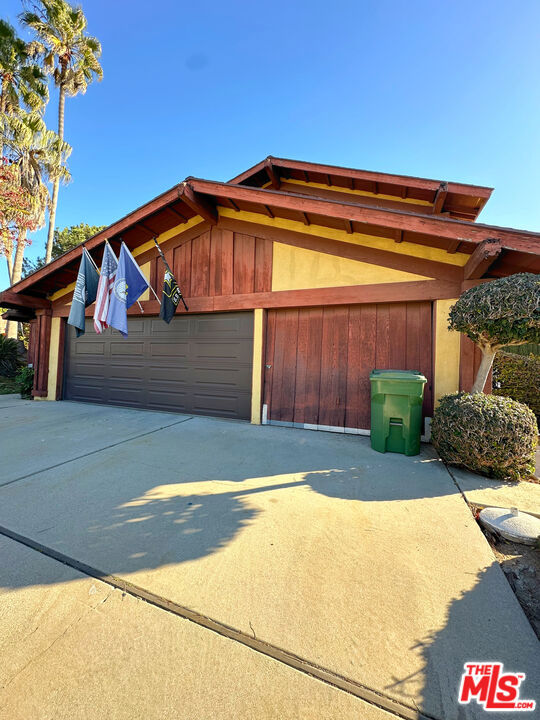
<box><xmin>0</xmin><ymin>400</ymin><xmax>538</xmax><ymax>719</ymax></box>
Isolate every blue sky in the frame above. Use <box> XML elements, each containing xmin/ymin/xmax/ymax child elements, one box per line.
<box><xmin>2</xmin><ymin>0</ymin><xmax>540</xmax><ymax>289</ymax></box>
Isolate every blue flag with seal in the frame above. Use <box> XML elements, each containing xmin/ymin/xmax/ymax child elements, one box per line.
<box><xmin>67</xmin><ymin>248</ymin><xmax>99</xmax><ymax>337</ymax></box>
<box><xmin>106</xmin><ymin>242</ymin><xmax>149</xmax><ymax>336</ymax></box>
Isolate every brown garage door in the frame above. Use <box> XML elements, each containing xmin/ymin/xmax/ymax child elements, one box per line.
<box><xmin>263</xmin><ymin>302</ymin><xmax>433</xmax><ymax>430</ymax></box>
<box><xmin>64</xmin><ymin>312</ymin><xmax>253</xmax><ymax>419</ymax></box>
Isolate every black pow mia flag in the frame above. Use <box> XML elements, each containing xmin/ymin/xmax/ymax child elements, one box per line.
<box><xmin>159</xmin><ymin>269</ymin><xmax>182</xmax><ymax>323</ymax></box>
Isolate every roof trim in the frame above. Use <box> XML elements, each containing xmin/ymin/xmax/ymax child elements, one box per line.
<box><xmin>6</xmin><ymin>174</ymin><xmax>538</xmax><ymax>298</ymax></box>
<box><xmin>229</xmin><ymin>155</ymin><xmax>494</xmax><ymax>197</ymax></box>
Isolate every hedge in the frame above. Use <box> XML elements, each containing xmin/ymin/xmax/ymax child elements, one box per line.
<box><xmin>493</xmin><ymin>352</ymin><xmax>540</xmax><ymax>420</ymax></box>
<box><xmin>432</xmin><ymin>392</ymin><xmax>538</xmax><ymax>481</ymax></box>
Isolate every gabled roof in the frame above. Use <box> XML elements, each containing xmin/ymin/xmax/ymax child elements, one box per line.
<box><xmin>2</xmin><ymin>159</ymin><xmax>538</xmax><ymax>307</ymax></box>
<box><xmin>230</xmin><ymin>156</ymin><xmax>493</xmax><ymax>221</ymax></box>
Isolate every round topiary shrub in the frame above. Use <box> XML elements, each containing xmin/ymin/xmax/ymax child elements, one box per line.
<box><xmin>432</xmin><ymin>392</ymin><xmax>538</xmax><ymax>481</ymax></box>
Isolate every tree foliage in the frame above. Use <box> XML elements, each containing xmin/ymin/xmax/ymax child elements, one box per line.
<box><xmin>23</xmin><ymin>222</ymin><xmax>105</xmax><ymax>276</ymax></box>
<box><xmin>449</xmin><ymin>273</ymin><xmax>540</xmax><ymax>392</ymax></box>
<box><xmin>0</xmin><ymin>18</ymin><xmax>48</xmax><ymax>114</ymax></box>
<box><xmin>449</xmin><ymin>273</ymin><xmax>540</xmax><ymax>348</ymax></box>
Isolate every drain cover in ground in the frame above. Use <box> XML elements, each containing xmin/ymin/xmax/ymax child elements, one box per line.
<box><xmin>479</xmin><ymin>507</ymin><xmax>540</xmax><ymax>545</ymax></box>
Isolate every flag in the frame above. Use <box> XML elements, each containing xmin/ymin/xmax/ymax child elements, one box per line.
<box><xmin>93</xmin><ymin>243</ymin><xmax>117</xmax><ymax>333</ymax></box>
<box><xmin>106</xmin><ymin>242</ymin><xmax>149</xmax><ymax>336</ymax></box>
<box><xmin>93</xmin><ymin>243</ymin><xmax>118</xmax><ymax>334</ymax></box>
<box><xmin>67</xmin><ymin>248</ymin><xmax>99</xmax><ymax>337</ymax></box>
<box><xmin>159</xmin><ymin>269</ymin><xmax>182</xmax><ymax>324</ymax></box>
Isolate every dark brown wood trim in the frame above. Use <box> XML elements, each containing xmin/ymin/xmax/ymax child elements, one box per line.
<box><xmin>0</xmin><ymin>290</ymin><xmax>51</xmax><ymax>310</ymax></box>
<box><xmin>463</xmin><ymin>239</ymin><xmax>502</xmax><ymax>279</ymax></box>
<box><xmin>189</xmin><ymin>178</ymin><xmax>537</xmax><ymax>253</ymax></box>
<box><xmin>218</xmin><ymin>216</ymin><xmax>464</xmax><ymax>282</ymax></box>
<box><xmin>53</xmin><ymin>280</ymin><xmax>461</xmax><ymax>318</ymax></box>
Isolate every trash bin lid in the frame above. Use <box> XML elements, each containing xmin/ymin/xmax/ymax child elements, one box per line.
<box><xmin>369</xmin><ymin>369</ymin><xmax>427</xmax><ymax>382</ymax></box>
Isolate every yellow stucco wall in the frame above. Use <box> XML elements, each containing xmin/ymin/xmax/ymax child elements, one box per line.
<box><xmin>46</xmin><ymin>316</ymin><xmax>61</xmax><ymax>401</ymax></box>
<box><xmin>434</xmin><ymin>299</ymin><xmax>461</xmax><ymax>404</ymax></box>
<box><xmin>139</xmin><ymin>262</ymin><xmax>151</xmax><ymax>301</ymax></box>
<box><xmin>272</xmin><ymin>243</ymin><xmax>430</xmax><ymax>291</ymax></box>
<box><xmin>250</xmin><ymin>309</ymin><xmax>264</xmax><ymax>424</ymax></box>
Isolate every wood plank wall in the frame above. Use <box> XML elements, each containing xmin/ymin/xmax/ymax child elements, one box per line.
<box><xmin>146</xmin><ymin>228</ymin><xmax>273</xmax><ymax>299</ymax></box>
<box><xmin>264</xmin><ymin>301</ymin><xmax>433</xmax><ymax>430</ymax></box>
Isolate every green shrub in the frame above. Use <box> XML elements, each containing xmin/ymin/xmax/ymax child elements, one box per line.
<box><xmin>493</xmin><ymin>352</ymin><xmax>540</xmax><ymax>420</ymax></box>
<box><xmin>15</xmin><ymin>366</ymin><xmax>34</xmax><ymax>399</ymax></box>
<box><xmin>432</xmin><ymin>392</ymin><xmax>538</xmax><ymax>481</ymax></box>
<box><xmin>0</xmin><ymin>335</ymin><xmax>20</xmax><ymax>377</ymax></box>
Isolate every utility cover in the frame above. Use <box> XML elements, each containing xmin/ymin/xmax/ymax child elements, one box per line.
<box><xmin>479</xmin><ymin>507</ymin><xmax>540</xmax><ymax>546</ymax></box>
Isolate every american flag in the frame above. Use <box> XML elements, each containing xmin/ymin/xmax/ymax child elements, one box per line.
<box><xmin>93</xmin><ymin>243</ymin><xmax>118</xmax><ymax>334</ymax></box>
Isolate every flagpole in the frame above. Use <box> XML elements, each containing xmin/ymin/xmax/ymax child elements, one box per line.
<box><xmin>82</xmin><ymin>246</ymin><xmax>100</xmax><ymax>274</ymax></box>
<box><xmin>152</xmin><ymin>237</ymin><xmax>189</xmax><ymax>311</ymax></box>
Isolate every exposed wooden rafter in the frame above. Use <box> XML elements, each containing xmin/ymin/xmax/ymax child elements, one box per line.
<box><xmin>463</xmin><ymin>238</ymin><xmax>502</xmax><ymax>279</ymax></box>
<box><xmin>432</xmin><ymin>182</ymin><xmax>448</xmax><ymax>214</ymax></box>
<box><xmin>265</xmin><ymin>159</ymin><xmax>281</xmax><ymax>190</ymax></box>
<box><xmin>0</xmin><ymin>290</ymin><xmax>51</xmax><ymax>310</ymax></box>
<box><xmin>180</xmin><ymin>183</ymin><xmax>218</xmax><ymax>225</ymax></box>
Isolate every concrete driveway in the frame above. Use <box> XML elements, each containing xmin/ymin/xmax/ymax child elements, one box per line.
<box><xmin>0</xmin><ymin>396</ymin><xmax>538</xmax><ymax>719</ymax></box>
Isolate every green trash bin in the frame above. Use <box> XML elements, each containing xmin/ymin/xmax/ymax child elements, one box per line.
<box><xmin>369</xmin><ymin>369</ymin><xmax>427</xmax><ymax>456</ymax></box>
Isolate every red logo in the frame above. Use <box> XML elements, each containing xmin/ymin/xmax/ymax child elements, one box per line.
<box><xmin>458</xmin><ymin>663</ymin><xmax>536</xmax><ymax>712</ymax></box>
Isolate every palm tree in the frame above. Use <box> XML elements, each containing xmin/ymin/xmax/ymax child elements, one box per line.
<box><xmin>0</xmin><ymin>19</ymin><xmax>48</xmax><ymax>156</ymax></box>
<box><xmin>21</xmin><ymin>0</ymin><xmax>102</xmax><ymax>264</ymax></box>
<box><xmin>1</xmin><ymin>109</ymin><xmax>71</xmax><ymax>286</ymax></box>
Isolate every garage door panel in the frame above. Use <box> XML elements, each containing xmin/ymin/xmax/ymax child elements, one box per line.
<box><xmin>110</xmin><ymin>342</ymin><xmax>145</xmax><ymax>356</ymax></box>
<box><xmin>64</xmin><ymin>313</ymin><xmax>253</xmax><ymax>420</ymax></box>
<box><xmin>264</xmin><ymin>302</ymin><xmax>433</xmax><ymax>431</ymax></box>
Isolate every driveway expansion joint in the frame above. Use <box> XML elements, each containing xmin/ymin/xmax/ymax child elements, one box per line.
<box><xmin>0</xmin><ymin>415</ymin><xmax>194</xmax><ymax>489</ymax></box>
<box><xmin>0</xmin><ymin>523</ymin><xmax>439</xmax><ymax>720</ymax></box>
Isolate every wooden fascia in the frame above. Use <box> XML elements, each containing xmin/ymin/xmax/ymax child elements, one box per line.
<box><xmin>189</xmin><ymin>178</ymin><xmax>539</xmax><ymax>253</ymax></box>
<box><xmin>463</xmin><ymin>238</ymin><xmax>502</xmax><ymax>279</ymax></box>
<box><xmin>267</xmin><ymin>157</ymin><xmax>493</xmax><ymax>199</ymax></box>
<box><xmin>180</xmin><ymin>183</ymin><xmax>218</xmax><ymax>225</ymax></box>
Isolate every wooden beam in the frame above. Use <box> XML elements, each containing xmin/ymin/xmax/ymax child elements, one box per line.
<box><xmin>263</xmin><ymin>205</ymin><xmax>274</xmax><ymax>218</ymax></box>
<box><xmin>180</xmin><ymin>183</ymin><xmax>218</xmax><ymax>225</ymax></box>
<box><xmin>463</xmin><ymin>239</ymin><xmax>502</xmax><ymax>279</ymax></box>
<box><xmin>343</xmin><ymin>219</ymin><xmax>353</xmax><ymax>234</ymax></box>
<box><xmin>188</xmin><ymin>178</ymin><xmax>539</xmax><ymax>254</ymax></box>
<box><xmin>395</xmin><ymin>230</ymin><xmax>404</xmax><ymax>243</ymax></box>
<box><xmin>53</xmin><ymin>279</ymin><xmax>462</xmax><ymax>317</ymax></box>
<box><xmin>432</xmin><ymin>182</ymin><xmax>448</xmax><ymax>214</ymax></box>
<box><xmin>2</xmin><ymin>309</ymin><xmax>36</xmax><ymax>321</ymax></box>
<box><xmin>265</xmin><ymin>159</ymin><xmax>281</xmax><ymax>190</ymax></box>
<box><xmin>0</xmin><ymin>290</ymin><xmax>51</xmax><ymax>310</ymax></box>
<box><xmin>447</xmin><ymin>239</ymin><xmax>461</xmax><ymax>254</ymax></box>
